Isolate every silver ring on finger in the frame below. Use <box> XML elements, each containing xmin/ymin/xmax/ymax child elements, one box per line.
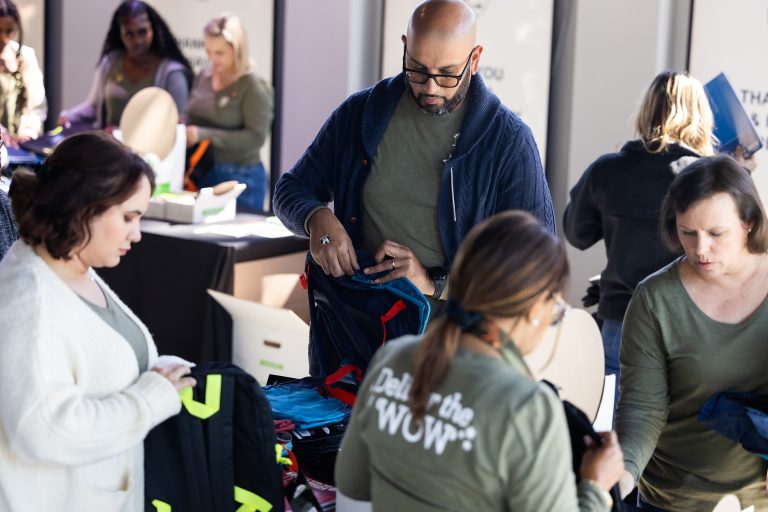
<box><xmin>392</xmin><ymin>258</ymin><xmax>396</xmax><ymax>270</ymax></box>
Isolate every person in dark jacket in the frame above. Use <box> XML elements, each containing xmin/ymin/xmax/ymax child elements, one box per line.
<box><xmin>563</xmin><ymin>70</ymin><xmax>715</xmax><ymax>390</ymax></box>
<box><xmin>273</xmin><ymin>0</ymin><xmax>554</xmax><ymax>323</ymax></box>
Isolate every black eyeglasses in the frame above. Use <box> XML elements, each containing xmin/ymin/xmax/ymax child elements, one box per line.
<box><xmin>402</xmin><ymin>46</ymin><xmax>477</xmax><ymax>88</ymax></box>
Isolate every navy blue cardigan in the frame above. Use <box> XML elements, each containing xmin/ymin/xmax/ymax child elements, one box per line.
<box><xmin>274</xmin><ymin>73</ymin><xmax>554</xmax><ymax>267</ymax></box>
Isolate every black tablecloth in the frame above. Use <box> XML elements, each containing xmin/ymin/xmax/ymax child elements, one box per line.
<box><xmin>98</xmin><ymin>215</ymin><xmax>308</xmax><ymax>364</ymax></box>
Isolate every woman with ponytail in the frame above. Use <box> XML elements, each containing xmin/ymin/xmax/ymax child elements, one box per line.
<box><xmin>336</xmin><ymin>210</ymin><xmax>624</xmax><ymax>511</ymax></box>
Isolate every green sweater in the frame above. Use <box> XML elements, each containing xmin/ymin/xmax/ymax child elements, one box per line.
<box><xmin>617</xmin><ymin>258</ymin><xmax>768</xmax><ymax>511</ymax></box>
<box><xmin>186</xmin><ymin>70</ymin><xmax>273</xmax><ymax>165</ymax></box>
<box><xmin>336</xmin><ymin>336</ymin><xmax>609</xmax><ymax>512</ymax></box>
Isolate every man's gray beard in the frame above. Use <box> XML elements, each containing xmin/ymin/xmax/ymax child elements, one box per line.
<box><xmin>407</xmin><ymin>72</ymin><xmax>471</xmax><ymax>116</ymax></box>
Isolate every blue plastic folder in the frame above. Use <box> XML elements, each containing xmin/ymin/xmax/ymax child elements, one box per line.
<box><xmin>704</xmin><ymin>72</ymin><xmax>763</xmax><ymax>158</ymax></box>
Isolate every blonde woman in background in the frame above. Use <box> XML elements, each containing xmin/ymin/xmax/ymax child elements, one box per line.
<box><xmin>562</xmin><ymin>70</ymin><xmax>715</xmax><ymax>391</ymax></box>
<box><xmin>0</xmin><ymin>0</ymin><xmax>46</xmax><ymax>146</ymax></box>
<box><xmin>185</xmin><ymin>13</ymin><xmax>274</xmax><ymax>211</ymax></box>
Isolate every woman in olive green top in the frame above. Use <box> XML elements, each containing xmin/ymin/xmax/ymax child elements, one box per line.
<box><xmin>185</xmin><ymin>14</ymin><xmax>274</xmax><ymax>212</ymax></box>
<box><xmin>336</xmin><ymin>211</ymin><xmax>624</xmax><ymax>511</ymax></box>
<box><xmin>617</xmin><ymin>156</ymin><xmax>768</xmax><ymax>511</ymax></box>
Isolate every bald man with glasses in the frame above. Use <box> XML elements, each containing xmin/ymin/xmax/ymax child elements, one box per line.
<box><xmin>274</xmin><ymin>0</ymin><xmax>554</xmax><ymax>330</ymax></box>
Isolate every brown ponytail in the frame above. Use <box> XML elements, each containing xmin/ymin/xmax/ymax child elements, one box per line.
<box><xmin>408</xmin><ymin>211</ymin><xmax>569</xmax><ymax>422</ymax></box>
<box><xmin>409</xmin><ymin>317</ymin><xmax>462</xmax><ymax>421</ymax></box>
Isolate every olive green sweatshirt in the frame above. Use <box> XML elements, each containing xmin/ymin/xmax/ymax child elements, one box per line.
<box><xmin>617</xmin><ymin>258</ymin><xmax>768</xmax><ymax>511</ymax></box>
<box><xmin>336</xmin><ymin>336</ymin><xmax>609</xmax><ymax>511</ymax></box>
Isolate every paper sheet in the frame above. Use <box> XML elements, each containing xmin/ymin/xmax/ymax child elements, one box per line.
<box><xmin>193</xmin><ymin>217</ymin><xmax>293</xmax><ymax>239</ymax></box>
<box><xmin>592</xmin><ymin>374</ymin><xmax>616</xmax><ymax>432</ymax></box>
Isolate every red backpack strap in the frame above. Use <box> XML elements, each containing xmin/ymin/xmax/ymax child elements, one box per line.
<box><xmin>380</xmin><ymin>299</ymin><xmax>407</xmax><ymax>345</ymax></box>
<box><xmin>323</xmin><ymin>364</ymin><xmax>363</xmax><ymax>406</ymax></box>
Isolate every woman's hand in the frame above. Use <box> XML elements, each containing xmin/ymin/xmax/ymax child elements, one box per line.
<box><xmin>579</xmin><ymin>431</ymin><xmax>625</xmax><ymax>491</ymax></box>
<box><xmin>152</xmin><ymin>364</ymin><xmax>196</xmax><ymax>391</ymax></box>
<box><xmin>0</xmin><ymin>125</ymin><xmax>16</xmax><ymax>148</ymax></box>
<box><xmin>186</xmin><ymin>125</ymin><xmax>199</xmax><ymax>147</ymax></box>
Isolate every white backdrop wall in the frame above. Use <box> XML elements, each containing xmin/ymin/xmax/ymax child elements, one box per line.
<box><xmin>16</xmin><ymin>0</ymin><xmax>44</xmax><ymax>68</ymax></box>
<box><xmin>380</xmin><ymin>0</ymin><xmax>553</xmax><ymax>163</ymax></box>
<box><xmin>277</xmin><ymin>0</ymin><xmax>383</xmax><ymax>175</ymax></box>
<box><xmin>689</xmin><ymin>0</ymin><xmax>768</xmax><ymax>204</ymax></box>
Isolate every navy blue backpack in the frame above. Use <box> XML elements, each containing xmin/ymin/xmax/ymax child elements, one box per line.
<box><xmin>301</xmin><ymin>251</ymin><xmax>430</xmax><ymax>404</ymax></box>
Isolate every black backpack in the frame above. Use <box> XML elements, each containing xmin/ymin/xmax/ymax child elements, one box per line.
<box><xmin>145</xmin><ymin>363</ymin><xmax>284</xmax><ymax>512</ymax></box>
<box><xmin>301</xmin><ymin>251</ymin><xmax>430</xmax><ymax>404</ymax></box>
<box><xmin>544</xmin><ymin>381</ymin><xmax>625</xmax><ymax>512</ymax></box>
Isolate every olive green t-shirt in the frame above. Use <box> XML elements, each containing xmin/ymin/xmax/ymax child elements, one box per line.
<box><xmin>81</xmin><ymin>286</ymin><xmax>149</xmax><ymax>372</ymax></box>
<box><xmin>186</xmin><ymin>72</ymin><xmax>274</xmax><ymax>166</ymax></box>
<box><xmin>335</xmin><ymin>336</ymin><xmax>609</xmax><ymax>512</ymax></box>
<box><xmin>362</xmin><ymin>92</ymin><xmax>466</xmax><ymax>315</ymax></box>
<box><xmin>617</xmin><ymin>258</ymin><xmax>768</xmax><ymax>511</ymax></box>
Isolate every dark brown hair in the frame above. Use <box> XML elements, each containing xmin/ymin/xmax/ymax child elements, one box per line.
<box><xmin>660</xmin><ymin>155</ymin><xmax>768</xmax><ymax>253</ymax></box>
<box><xmin>409</xmin><ymin>211</ymin><xmax>569</xmax><ymax>421</ymax></box>
<box><xmin>9</xmin><ymin>131</ymin><xmax>155</xmax><ymax>259</ymax></box>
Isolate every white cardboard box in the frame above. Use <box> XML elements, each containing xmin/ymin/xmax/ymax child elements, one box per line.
<box><xmin>165</xmin><ymin>183</ymin><xmax>245</xmax><ymax>224</ymax></box>
<box><xmin>144</xmin><ymin>183</ymin><xmax>246</xmax><ymax>224</ymax></box>
<box><xmin>207</xmin><ymin>288</ymin><xmax>310</xmax><ymax>385</ymax></box>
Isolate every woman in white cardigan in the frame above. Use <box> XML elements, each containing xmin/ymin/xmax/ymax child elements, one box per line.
<box><xmin>0</xmin><ymin>132</ymin><xmax>195</xmax><ymax>512</ymax></box>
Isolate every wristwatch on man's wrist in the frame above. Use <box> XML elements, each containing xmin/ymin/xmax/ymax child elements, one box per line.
<box><xmin>428</xmin><ymin>266</ymin><xmax>448</xmax><ymax>299</ymax></box>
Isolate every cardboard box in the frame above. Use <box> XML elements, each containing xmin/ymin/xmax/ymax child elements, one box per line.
<box><xmin>207</xmin><ymin>288</ymin><xmax>310</xmax><ymax>386</ymax></box>
<box><xmin>143</xmin><ymin>183</ymin><xmax>246</xmax><ymax>224</ymax></box>
<box><xmin>165</xmin><ymin>183</ymin><xmax>245</xmax><ymax>224</ymax></box>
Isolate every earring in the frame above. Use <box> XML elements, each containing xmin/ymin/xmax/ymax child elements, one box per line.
<box><xmin>531</xmin><ymin>318</ymin><xmax>540</xmax><ymax>327</ymax></box>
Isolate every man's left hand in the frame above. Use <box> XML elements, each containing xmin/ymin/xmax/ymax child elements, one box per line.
<box><xmin>365</xmin><ymin>240</ymin><xmax>435</xmax><ymax>296</ymax></box>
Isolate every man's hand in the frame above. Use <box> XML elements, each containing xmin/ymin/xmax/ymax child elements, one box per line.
<box><xmin>365</xmin><ymin>240</ymin><xmax>434</xmax><ymax>296</ymax></box>
<box><xmin>733</xmin><ymin>145</ymin><xmax>758</xmax><ymax>173</ymax></box>
<box><xmin>308</xmin><ymin>208</ymin><xmax>359</xmax><ymax>277</ymax></box>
